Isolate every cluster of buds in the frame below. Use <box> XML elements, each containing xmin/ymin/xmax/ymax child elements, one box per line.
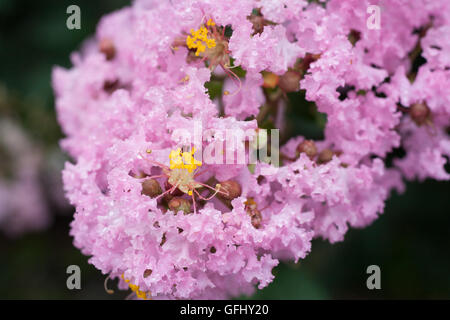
<box><xmin>168</xmin><ymin>197</ymin><xmax>192</xmax><ymax>215</ymax></box>
<box><xmin>262</xmin><ymin>54</ymin><xmax>320</xmax><ymax>93</ymax></box>
<box><xmin>296</xmin><ymin>140</ymin><xmax>337</xmax><ymax>165</ymax></box>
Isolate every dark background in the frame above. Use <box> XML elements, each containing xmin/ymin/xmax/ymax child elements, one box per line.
<box><xmin>0</xmin><ymin>0</ymin><xmax>449</xmax><ymax>299</ymax></box>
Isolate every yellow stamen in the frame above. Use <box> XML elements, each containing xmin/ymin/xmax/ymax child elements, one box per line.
<box><xmin>121</xmin><ymin>274</ymin><xmax>150</xmax><ymax>300</ymax></box>
<box><xmin>186</xmin><ymin>24</ymin><xmax>216</xmax><ymax>56</ymax></box>
<box><xmin>169</xmin><ymin>148</ymin><xmax>202</xmax><ymax>173</ymax></box>
<box><xmin>244</xmin><ymin>197</ymin><xmax>257</xmax><ymax>209</ymax></box>
<box><xmin>180</xmin><ymin>75</ymin><xmax>190</xmax><ymax>83</ymax></box>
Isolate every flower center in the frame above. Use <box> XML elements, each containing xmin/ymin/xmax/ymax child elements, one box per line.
<box><xmin>168</xmin><ymin>148</ymin><xmax>202</xmax><ymax>195</ymax></box>
<box><xmin>186</xmin><ymin>19</ymin><xmax>217</xmax><ymax>56</ymax></box>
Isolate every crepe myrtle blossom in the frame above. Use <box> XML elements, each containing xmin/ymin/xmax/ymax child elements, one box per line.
<box><xmin>0</xmin><ymin>119</ymin><xmax>50</xmax><ymax>237</ymax></box>
<box><xmin>0</xmin><ymin>85</ymin><xmax>68</xmax><ymax>237</ymax></box>
<box><xmin>53</xmin><ymin>0</ymin><xmax>449</xmax><ymax>299</ymax></box>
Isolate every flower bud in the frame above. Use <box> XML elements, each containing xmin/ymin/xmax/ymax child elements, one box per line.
<box><xmin>218</xmin><ymin>180</ymin><xmax>242</xmax><ymax>200</ymax></box>
<box><xmin>103</xmin><ymin>79</ymin><xmax>120</xmax><ymax>94</ymax></box>
<box><xmin>248</xmin><ymin>15</ymin><xmax>266</xmax><ymax>35</ymax></box>
<box><xmin>99</xmin><ymin>38</ymin><xmax>116</xmax><ymax>61</ymax></box>
<box><xmin>160</xmin><ymin>233</ymin><xmax>167</xmax><ymax>246</ymax></box>
<box><xmin>348</xmin><ymin>29</ymin><xmax>361</xmax><ymax>46</ymax></box>
<box><xmin>250</xmin><ymin>210</ymin><xmax>262</xmax><ymax>229</ymax></box>
<box><xmin>296</xmin><ymin>53</ymin><xmax>321</xmax><ymax>74</ymax></box>
<box><xmin>296</xmin><ymin>140</ymin><xmax>317</xmax><ymax>159</ymax></box>
<box><xmin>168</xmin><ymin>197</ymin><xmax>192</xmax><ymax>215</ymax></box>
<box><xmin>262</xmin><ymin>72</ymin><xmax>279</xmax><ymax>89</ymax></box>
<box><xmin>143</xmin><ymin>269</ymin><xmax>153</xmax><ymax>278</ymax></box>
<box><xmin>410</xmin><ymin>102</ymin><xmax>431</xmax><ymax>126</ymax></box>
<box><xmin>141</xmin><ymin>179</ymin><xmax>162</xmax><ymax>198</ymax></box>
<box><xmin>244</xmin><ymin>198</ymin><xmax>262</xmax><ymax>229</ymax></box>
<box><xmin>247</xmin><ymin>11</ymin><xmax>274</xmax><ymax>35</ymax></box>
<box><xmin>278</xmin><ymin>70</ymin><xmax>301</xmax><ymax>92</ymax></box>
<box><xmin>317</xmin><ymin>149</ymin><xmax>334</xmax><ymax>164</ymax></box>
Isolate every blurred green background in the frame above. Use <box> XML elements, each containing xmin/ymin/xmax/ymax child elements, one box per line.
<box><xmin>0</xmin><ymin>0</ymin><xmax>449</xmax><ymax>299</ymax></box>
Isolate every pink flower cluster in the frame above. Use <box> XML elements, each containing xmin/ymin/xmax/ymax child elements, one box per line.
<box><xmin>53</xmin><ymin>0</ymin><xmax>450</xmax><ymax>299</ymax></box>
<box><xmin>0</xmin><ymin>119</ymin><xmax>50</xmax><ymax>237</ymax></box>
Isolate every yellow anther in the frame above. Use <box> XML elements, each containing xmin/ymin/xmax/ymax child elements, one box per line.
<box><xmin>224</xmin><ymin>90</ymin><xmax>230</xmax><ymax>95</ymax></box>
<box><xmin>186</xmin><ymin>23</ymin><xmax>216</xmax><ymax>56</ymax></box>
<box><xmin>180</xmin><ymin>75</ymin><xmax>190</xmax><ymax>83</ymax></box>
<box><xmin>121</xmin><ymin>273</ymin><xmax>150</xmax><ymax>300</ymax></box>
<box><xmin>136</xmin><ymin>290</ymin><xmax>148</xmax><ymax>300</ymax></box>
<box><xmin>129</xmin><ymin>284</ymin><xmax>138</xmax><ymax>291</ymax></box>
<box><xmin>146</xmin><ymin>149</ymin><xmax>152</xmax><ymax>154</ymax></box>
<box><xmin>244</xmin><ymin>197</ymin><xmax>257</xmax><ymax>209</ymax></box>
<box><xmin>207</xmin><ymin>19</ymin><xmax>215</xmax><ymax>26</ymax></box>
<box><xmin>169</xmin><ymin>148</ymin><xmax>202</xmax><ymax>172</ymax></box>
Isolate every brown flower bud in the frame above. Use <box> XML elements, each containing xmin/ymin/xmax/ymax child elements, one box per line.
<box><xmin>244</xmin><ymin>198</ymin><xmax>262</xmax><ymax>229</ymax></box>
<box><xmin>348</xmin><ymin>29</ymin><xmax>361</xmax><ymax>46</ymax></box>
<box><xmin>248</xmin><ymin>15</ymin><xmax>266</xmax><ymax>35</ymax></box>
<box><xmin>296</xmin><ymin>53</ymin><xmax>321</xmax><ymax>74</ymax></box>
<box><xmin>278</xmin><ymin>70</ymin><xmax>301</xmax><ymax>92</ymax></box>
<box><xmin>99</xmin><ymin>38</ymin><xmax>116</xmax><ymax>61</ymax></box>
<box><xmin>262</xmin><ymin>72</ymin><xmax>279</xmax><ymax>89</ymax></box>
<box><xmin>160</xmin><ymin>233</ymin><xmax>166</xmax><ymax>246</ymax></box>
<box><xmin>218</xmin><ymin>180</ymin><xmax>242</xmax><ymax>201</ymax></box>
<box><xmin>103</xmin><ymin>79</ymin><xmax>120</xmax><ymax>94</ymax></box>
<box><xmin>168</xmin><ymin>197</ymin><xmax>192</xmax><ymax>215</ymax></box>
<box><xmin>247</xmin><ymin>12</ymin><xmax>275</xmax><ymax>35</ymax></box>
<box><xmin>296</xmin><ymin>140</ymin><xmax>317</xmax><ymax>159</ymax></box>
<box><xmin>141</xmin><ymin>179</ymin><xmax>162</xmax><ymax>198</ymax></box>
<box><xmin>410</xmin><ymin>102</ymin><xmax>431</xmax><ymax>126</ymax></box>
<box><xmin>143</xmin><ymin>269</ymin><xmax>152</xmax><ymax>278</ymax></box>
<box><xmin>317</xmin><ymin>149</ymin><xmax>334</xmax><ymax>164</ymax></box>
<box><xmin>250</xmin><ymin>210</ymin><xmax>262</xmax><ymax>229</ymax></box>
<box><xmin>129</xmin><ymin>170</ymin><xmax>147</xmax><ymax>179</ymax></box>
